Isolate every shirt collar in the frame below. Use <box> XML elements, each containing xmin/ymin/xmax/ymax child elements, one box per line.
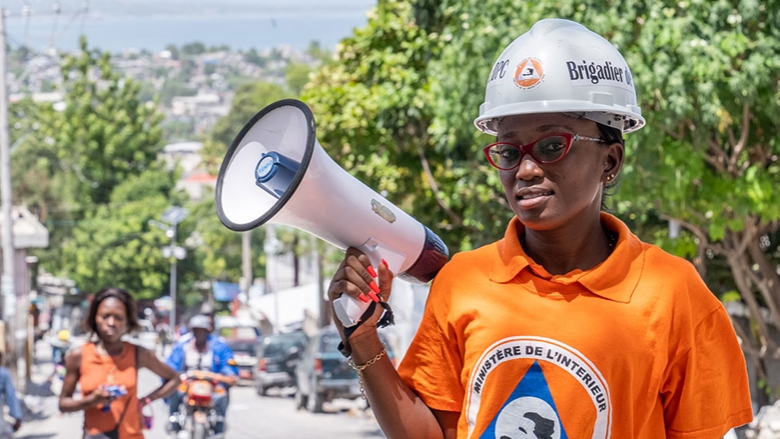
<box><xmin>489</xmin><ymin>212</ymin><xmax>645</xmax><ymax>303</ymax></box>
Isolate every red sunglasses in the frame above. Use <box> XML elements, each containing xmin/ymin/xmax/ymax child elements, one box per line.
<box><xmin>483</xmin><ymin>133</ymin><xmax>605</xmax><ymax>170</ymax></box>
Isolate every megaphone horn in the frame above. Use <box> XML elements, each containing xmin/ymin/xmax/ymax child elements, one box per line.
<box><xmin>216</xmin><ymin>99</ymin><xmax>448</xmax><ymax>290</ymax></box>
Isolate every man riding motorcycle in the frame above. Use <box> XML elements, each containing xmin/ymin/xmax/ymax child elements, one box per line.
<box><xmin>165</xmin><ymin>315</ymin><xmax>238</xmax><ymax>436</ymax></box>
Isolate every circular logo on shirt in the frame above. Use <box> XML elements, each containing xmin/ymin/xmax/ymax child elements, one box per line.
<box><xmin>465</xmin><ymin>337</ymin><xmax>612</xmax><ymax>438</ymax></box>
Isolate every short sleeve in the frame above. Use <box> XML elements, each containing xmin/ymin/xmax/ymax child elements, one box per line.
<box><xmin>662</xmin><ymin>304</ymin><xmax>753</xmax><ymax>438</ymax></box>
<box><xmin>397</xmin><ymin>286</ymin><xmax>464</xmax><ymax>412</ymax></box>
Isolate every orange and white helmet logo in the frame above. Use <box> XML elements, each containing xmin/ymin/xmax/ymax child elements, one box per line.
<box><xmin>514</xmin><ymin>58</ymin><xmax>544</xmax><ymax>90</ymax></box>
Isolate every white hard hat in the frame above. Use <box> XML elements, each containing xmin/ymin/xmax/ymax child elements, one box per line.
<box><xmin>474</xmin><ymin>18</ymin><xmax>645</xmax><ymax>135</ymax></box>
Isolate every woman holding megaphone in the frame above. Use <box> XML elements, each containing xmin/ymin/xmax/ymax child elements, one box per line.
<box><xmin>327</xmin><ymin>18</ymin><xmax>752</xmax><ymax>439</ymax></box>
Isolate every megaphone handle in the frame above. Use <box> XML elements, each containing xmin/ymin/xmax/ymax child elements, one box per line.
<box><xmin>357</xmin><ymin>238</ymin><xmax>405</xmax><ymax>274</ymax></box>
<box><xmin>333</xmin><ymin>295</ymin><xmax>371</xmax><ymax>328</ymax></box>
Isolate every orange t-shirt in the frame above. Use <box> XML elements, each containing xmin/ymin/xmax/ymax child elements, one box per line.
<box><xmin>80</xmin><ymin>341</ymin><xmax>143</xmax><ymax>439</ymax></box>
<box><xmin>398</xmin><ymin>213</ymin><xmax>753</xmax><ymax>438</ymax></box>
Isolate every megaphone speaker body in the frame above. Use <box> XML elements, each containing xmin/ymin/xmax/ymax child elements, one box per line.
<box><xmin>216</xmin><ymin>99</ymin><xmax>448</xmax><ymax>325</ymax></box>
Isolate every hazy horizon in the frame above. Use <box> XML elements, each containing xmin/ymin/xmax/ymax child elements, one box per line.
<box><xmin>0</xmin><ymin>0</ymin><xmax>377</xmax><ymax>53</ymax></box>
<box><xmin>0</xmin><ymin>1</ymin><xmax>377</xmax><ymax>18</ymax></box>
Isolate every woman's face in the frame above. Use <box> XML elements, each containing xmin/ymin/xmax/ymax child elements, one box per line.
<box><xmin>95</xmin><ymin>297</ymin><xmax>128</xmax><ymax>342</ymax></box>
<box><xmin>495</xmin><ymin>113</ymin><xmax>623</xmax><ymax>232</ymax></box>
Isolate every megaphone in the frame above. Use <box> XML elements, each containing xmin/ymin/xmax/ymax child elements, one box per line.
<box><xmin>215</xmin><ymin>99</ymin><xmax>449</xmax><ymax>326</ymax></box>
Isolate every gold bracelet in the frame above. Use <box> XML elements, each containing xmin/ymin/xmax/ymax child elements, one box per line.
<box><xmin>348</xmin><ymin>343</ymin><xmax>387</xmax><ymax>400</ymax></box>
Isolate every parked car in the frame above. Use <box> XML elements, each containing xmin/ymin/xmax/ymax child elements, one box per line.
<box><xmin>294</xmin><ymin>327</ymin><xmax>394</xmax><ymax>413</ymax></box>
<box><xmin>216</xmin><ymin>319</ymin><xmax>262</xmax><ymax>384</ymax></box>
<box><xmin>127</xmin><ymin>319</ymin><xmax>159</xmax><ymax>351</ymax></box>
<box><xmin>255</xmin><ymin>331</ymin><xmax>309</xmax><ymax>396</ymax></box>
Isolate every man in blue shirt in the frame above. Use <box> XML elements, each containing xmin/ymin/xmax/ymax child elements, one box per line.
<box><xmin>0</xmin><ymin>351</ymin><xmax>22</xmax><ymax>437</ymax></box>
<box><xmin>165</xmin><ymin>315</ymin><xmax>237</xmax><ymax>435</ymax></box>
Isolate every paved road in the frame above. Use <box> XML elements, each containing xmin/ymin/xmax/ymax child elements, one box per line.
<box><xmin>17</xmin><ymin>341</ymin><xmax>385</xmax><ymax>439</ymax></box>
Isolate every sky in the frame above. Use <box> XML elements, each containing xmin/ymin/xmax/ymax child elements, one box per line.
<box><xmin>1</xmin><ymin>1</ymin><xmax>377</xmax><ymax>17</ymax></box>
<box><xmin>0</xmin><ymin>0</ymin><xmax>378</xmax><ymax>52</ymax></box>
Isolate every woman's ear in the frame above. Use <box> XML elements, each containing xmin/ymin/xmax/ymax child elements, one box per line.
<box><xmin>603</xmin><ymin>142</ymin><xmax>625</xmax><ymax>182</ymax></box>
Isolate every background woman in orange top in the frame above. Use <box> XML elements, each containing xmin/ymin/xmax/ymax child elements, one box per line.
<box><xmin>59</xmin><ymin>287</ymin><xmax>181</xmax><ymax>439</ymax></box>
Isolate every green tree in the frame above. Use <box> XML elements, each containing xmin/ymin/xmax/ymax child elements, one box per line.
<box><xmin>9</xmin><ymin>99</ymin><xmax>71</xmax><ymax>272</ymax></box>
<box><xmin>244</xmin><ymin>48</ymin><xmax>267</xmax><ymax>68</ymax></box>
<box><xmin>306</xmin><ymin>40</ymin><xmax>332</xmax><ymax>63</ymax></box>
<box><xmin>9</xmin><ymin>99</ymin><xmax>61</xmax><ymax>217</ymax></box>
<box><xmin>181</xmin><ymin>42</ymin><xmax>206</xmax><ymax>56</ymax></box>
<box><xmin>162</xmin><ymin>119</ymin><xmax>197</xmax><ymax>143</ymax></box>
<box><xmin>57</xmin><ymin>37</ymin><xmax>165</xmax><ymax>206</ymax></box>
<box><xmin>285</xmin><ymin>63</ymin><xmax>312</xmax><ymax>96</ymax></box>
<box><xmin>164</xmin><ymin>44</ymin><xmax>180</xmax><ymax>60</ymax></box>
<box><xmin>60</xmin><ymin>169</ymin><xmax>184</xmax><ymax>298</ymax></box>
<box><xmin>11</xmin><ymin>37</ymin><xmax>169</xmax><ymax>290</ymax></box>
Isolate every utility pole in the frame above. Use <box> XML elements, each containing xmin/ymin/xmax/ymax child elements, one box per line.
<box><xmin>312</xmin><ymin>235</ymin><xmax>330</xmax><ymax>328</ymax></box>
<box><xmin>241</xmin><ymin>231</ymin><xmax>252</xmax><ymax>295</ymax></box>
<box><xmin>169</xmin><ymin>233</ymin><xmax>178</xmax><ymax>329</ymax></box>
<box><xmin>264</xmin><ymin>225</ymin><xmax>280</xmax><ymax>334</ymax></box>
<box><xmin>0</xmin><ymin>8</ymin><xmax>20</xmax><ymax>382</ymax></box>
<box><xmin>150</xmin><ymin>207</ymin><xmax>188</xmax><ymax>332</ymax></box>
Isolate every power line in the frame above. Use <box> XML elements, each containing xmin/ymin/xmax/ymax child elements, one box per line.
<box><xmin>3</xmin><ymin>31</ymin><xmax>49</xmax><ymax>89</ymax></box>
<box><xmin>50</xmin><ymin>3</ymin><xmax>87</xmax><ymax>50</ymax></box>
<box><xmin>21</xmin><ymin>1</ymin><xmax>30</xmax><ymax>47</ymax></box>
<box><xmin>5</xmin><ymin>31</ymin><xmax>42</xmax><ymax>56</ymax></box>
<box><xmin>78</xmin><ymin>1</ymin><xmax>88</xmax><ymax>36</ymax></box>
<box><xmin>48</xmin><ymin>1</ymin><xmax>61</xmax><ymax>50</ymax></box>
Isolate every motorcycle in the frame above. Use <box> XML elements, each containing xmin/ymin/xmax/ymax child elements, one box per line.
<box><xmin>170</xmin><ymin>370</ymin><xmax>233</xmax><ymax>439</ymax></box>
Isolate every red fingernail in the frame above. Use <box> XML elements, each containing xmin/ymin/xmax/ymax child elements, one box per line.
<box><xmin>381</xmin><ymin>259</ymin><xmax>389</xmax><ymax>269</ymax></box>
<box><xmin>368</xmin><ymin>291</ymin><xmax>380</xmax><ymax>302</ymax></box>
<box><xmin>366</xmin><ymin>265</ymin><xmax>377</xmax><ymax>278</ymax></box>
<box><xmin>358</xmin><ymin>294</ymin><xmax>370</xmax><ymax>303</ymax></box>
<box><xmin>369</xmin><ymin>281</ymin><xmax>380</xmax><ymax>294</ymax></box>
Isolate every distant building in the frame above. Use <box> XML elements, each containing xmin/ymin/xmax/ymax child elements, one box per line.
<box><xmin>171</xmin><ymin>91</ymin><xmax>229</xmax><ymax>117</ymax></box>
<box><xmin>9</xmin><ymin>92</ymin><xmax>64</xmax><ymax>104</ymax></box>
<box><xmin>0</xmin><ymin>206</ymin><xmax>50</xmax><ymax>351</ymax></box>
<box><xmin>160</xmin><ymin>142</ymin><xmax>217</xmax><ymax>201</ymax></box>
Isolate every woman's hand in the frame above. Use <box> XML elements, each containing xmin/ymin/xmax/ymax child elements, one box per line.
<box><xmin>328</xmin><ymin>247</ymin><xmax>395</xmax><ymax>344</ymax></box>
<box><xmin>137</xmin><ymin>346</ymin><xmax>181</xmax><ymax>402</ymax></box>
<box><xmin>88</xmin><ymin>385</ymin><xmax>111</xmax><ymax>406</ymax></box>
